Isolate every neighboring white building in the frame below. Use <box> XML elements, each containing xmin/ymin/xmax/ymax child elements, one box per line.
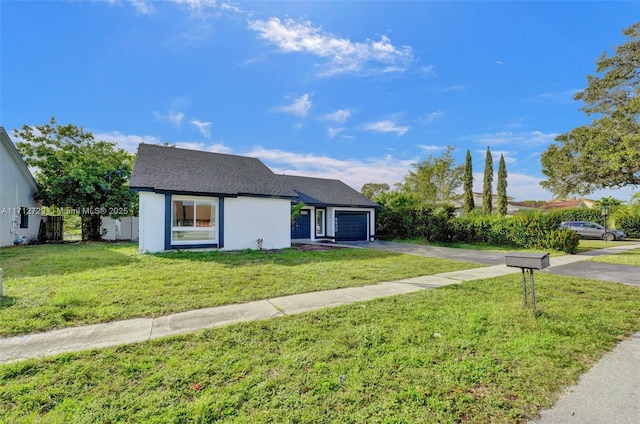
<box><xmin>130</xmin><ymin>144</ymin><xmax>379</xmax><ymax>253</ymax></box>
<box><xmin>451</xmin><ymin>192</ymin><xmax>528</xmax><ymax>216</ymax></box>
<box><xmin>0</xmin><ymin>127</ymin><xmax>42</xmax><ymax>246</ymax></box>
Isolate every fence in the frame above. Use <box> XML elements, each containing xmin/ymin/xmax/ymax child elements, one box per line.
<box><xmin>101</xmin><ymin>217</ymin><xmax>139</xmax><ymax>241</ymax></box>
<box><xmin>39</xmin><ymin>216</ymin><xmax>64</xmax><ymax>242</ymax></box>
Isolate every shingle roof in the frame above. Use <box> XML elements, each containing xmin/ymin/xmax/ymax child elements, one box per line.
<box><xmin>130</xmin><ymin>144</ymin><xmax>379</xmax><ymax>207</ymax></box>
<box><xmin>278</xmin><ymin>174</ymin><xmax>380</xmax><ymax>208</ymax></box>
<box><xmin>130</xmin><ymin>144</ymin><xmax>297</xmax><ymax>197</ymax></box>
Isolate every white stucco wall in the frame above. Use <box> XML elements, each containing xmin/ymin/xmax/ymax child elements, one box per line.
<box><xmin>137</xmin><ymin>191</ymin><xmax>165</xmax><ymax>253</ymax></box>
<box><xmin>223</xmin><ymin>196</ymin><xmax>291</xmax><ymax>250</ymax></box>
<box><xmin>0</xmin><ymin>130</ymin><xmax>41</xmax><ymax>247</ymax></box>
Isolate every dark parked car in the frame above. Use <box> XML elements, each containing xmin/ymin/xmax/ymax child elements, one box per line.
<box><xmin>559</xmin><ymin>221</ymin><xmax>626</xmax><ymax>241</ymax></box>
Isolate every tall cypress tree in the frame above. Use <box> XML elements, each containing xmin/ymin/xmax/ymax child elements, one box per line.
<box><xmin>463</xmin><ymin>149</ymin><xmax>474</xmax><ymax>214</ymax></box>
<box><xmin>497</xmin><ymin>154</ymin><xmax>508</xmax><ymax>216</ymax></box>
<box><xmin>482</xmin><ymin>146</ymin><xmax>493</xmax><ymax>214</ymax></box>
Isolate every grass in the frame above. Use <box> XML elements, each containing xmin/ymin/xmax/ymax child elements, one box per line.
<box><xmin>2</xmin><ymin>273</ymin><xmax>640</xmax><ymax>423</ymax></box>
<box><xmin>0</xmin><ymin>242</ymin><xmax>481</xmax><ymax>337</ymax></box>
<box><xmin>590</xmin><ymin>247</ymin><xmax>640</xmax><ymax>267</ymax></box>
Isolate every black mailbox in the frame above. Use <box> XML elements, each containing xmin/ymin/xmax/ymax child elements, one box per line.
<box><xmin>505</xmin><ymin>252</ymin><xmax>550</xmax><ymax>270</ymax></box>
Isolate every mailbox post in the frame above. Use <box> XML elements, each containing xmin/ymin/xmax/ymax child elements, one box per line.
<box><xmin>505</xmin><ymin>253</ymin><xmax>550</xmax><ymax>311</ymax></box>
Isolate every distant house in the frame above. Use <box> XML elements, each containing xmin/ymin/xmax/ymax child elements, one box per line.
<box><xmin>543</xmin><ymin>198</ymin><xmax>596</xmax><ymax>210</ymax></box>
<box><xmin>451</xmin><ymin>192</ymin><xmax>527</xmax><ymax>216</ymax></box>
<box><xmin>129</xmin><ymin>144</ymin><xmax>378</xmax><ymax>253</ymax></box>
<box><xmin>0</xmin><ymin>127</ymin><xmax>42</xmax><ymax>246</ymax></box>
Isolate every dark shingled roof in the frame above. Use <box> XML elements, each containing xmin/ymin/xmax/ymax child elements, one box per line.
<box><xmin>130</xmin><ymin>144</ymin><xmax>296</xmax><ymax>197</ymax></box>
<box><xmin>278</xmin><ymin>175</ymin><xmax>379</xmax><ymax>208</ymax></box>
<box><xmin>130</xmin><ymin>144</ymin><xmax>379</xmax><ymax>208</ymax></box>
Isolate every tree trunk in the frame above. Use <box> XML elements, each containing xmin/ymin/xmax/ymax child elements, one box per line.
<box><xmin>82</xmin><ymin>214</ymin><xmax>102</xmax><ymax>241</ymax></box>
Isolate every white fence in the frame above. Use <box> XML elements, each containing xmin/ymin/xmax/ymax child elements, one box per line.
<box><xmin>101</xmin><ymin>217</ymin><xmax>139</xmax><ymax>241</ymax></box>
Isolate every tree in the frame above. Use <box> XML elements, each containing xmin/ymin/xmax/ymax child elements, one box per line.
<box><xmin>360</xmin><ymin>183</ymin><xmax>390</xmax><ymax>200</ymax></box>
<box><xmin>401</xmin><ymin>145</ymin><xmax>464</xmax><ymax>203</ymax></box>
<box><xmin>463</xmin><ymin>149</ymin><xmax>474</xmax><ymax>214</ymax></box>
<box><xmin>482</xmin><ymin>146</ymin><xmax>493</xmax><ymax>214</ymax></box>
<box><xmin>541</xmin><ymin>22</ymin><xmax>640</xmax><ymax>197</ymax></box>
<box><xmin>15</xmin><ymin>117</ymin><xmax>136</xmax><ymax>241</ymax></box>
<box><xmin>497</xmin><ymin>154</ymin><xmax>508</xmax><ymax>216</ymax></box>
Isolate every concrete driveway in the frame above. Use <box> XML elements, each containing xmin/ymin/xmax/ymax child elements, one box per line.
<box><xmin>346</xmin><ymin>240</ymin><xmax>640</xmax><ymax>287</ymax></box>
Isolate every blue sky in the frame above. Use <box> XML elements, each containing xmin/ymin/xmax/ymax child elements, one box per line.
<box><xmin>2</xmin><ymin>1</ymin><xmax>639</xmax><ymax>201</ymax></box>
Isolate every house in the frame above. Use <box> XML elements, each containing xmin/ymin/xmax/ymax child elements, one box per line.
<box><xmin>451</xmin><ymin>192</ymin><xmax>527</xmax><ymax>216</ymax></box>
<box><xmin>129</xmin><ymin>144</ymin><xmax>379</xmax><ymax>253</ymax></box>
<box><xmin>543</xmin><ymin>198</ymin><xmax>596</xmax><ymax>210</ymax></box>
<box><xmin>0</xmin><ymin>127</ymin><xmax>42</xmax><ymax>246</ymax></box>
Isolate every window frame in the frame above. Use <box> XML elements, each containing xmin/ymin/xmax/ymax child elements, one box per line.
<box><xmin>171</xmin><ymin>196</ymin><xmax>218</xmax><ymax>246</ymax></box>
<box><xmin>315</xmin><ymin>208</ymin><xmax>326</xmax><ymax>237</ymax></box>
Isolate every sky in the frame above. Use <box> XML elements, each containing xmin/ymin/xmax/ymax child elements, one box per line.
<box><xmin>2</xmin><ymin>0</ymin><xmax>639</xmax><ymax>202</ymax></box>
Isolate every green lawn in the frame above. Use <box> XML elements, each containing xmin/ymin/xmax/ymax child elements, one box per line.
<box><xmin>0</xmin><ymin>243</ymin><xmax>481</xmax><ymax>337</ymax></box>
<box><xmin>2</xmin><ymin>273</ymin><xmax>640</xmax><ymax>423</ymax></box>
<box><xmin>590</xmin><ymin>247</ymin><xmax>640</xmax><ymax>266</ymax></box>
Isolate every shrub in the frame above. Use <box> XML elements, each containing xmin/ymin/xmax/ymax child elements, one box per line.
<box><xmin>617</xmin><ymin>216</ymin><xmax>640</xmax><ymax>238</ymax></box>
<box><xmin>544</xmin><ymin>229</ymin><xmax>580</xmax><ymax>254</ymax></box>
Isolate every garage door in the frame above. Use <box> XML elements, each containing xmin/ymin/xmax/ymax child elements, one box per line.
<box><xmin>335</xmin><ymin>212</ymin><xmax>368</xmax><ymax>242</ymax></box>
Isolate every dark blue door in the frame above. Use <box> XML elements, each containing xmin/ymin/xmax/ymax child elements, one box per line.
<box><xmin>291</xmin><ymin>210</ymin><xmax>311</xmax><ymax>239</ymax></box>
<box><xmin>336</xmin><ymin>212</ymin><xmax>368</xmax><ymax>241</ymax></box>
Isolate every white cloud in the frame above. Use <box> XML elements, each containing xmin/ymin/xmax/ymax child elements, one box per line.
<box><xmin>323</xmin><ymin>108</ymin><xmax>352</xmax><ymax>124</ymax></box>
<box><xmin>327</xmin><ymin>127</ymin><xmax>344</xmax><ymax>138</ymax></box>
<box><xmin>127</xmin><ymin>0</ymin><xmax>157</xmax><ymax>15</ymax></box>
<box><xmin>417</xmin><ymin>144</ymin><xmax>442</xmax><ymax>152</ymax></box>
<box><xmin>471</xmin><ymin>171</ymin><xmax>551</xmax><ymax>201</ymax></box>
<box><xmin>94</xmin><ymin>131</ymin><xmax>163</xmax><ymax>153</ymax></box>
<box><xmin>276</xmin><ymin>94</ymin><xmax>312</xmax><ymax>117</ymax></box>
<box><xmin>460</xmin><ymin>131</ymin><xmax>558</xmax><ymax>146</ymax></box>
<box><xmin>190</xmin><ymin>119</ymin><xmax>212</xmax><ymax>138</ymax></box>
<box><xmin>175</xmin><ymin>141</ymin><xmax>232</xmax><ymax>153</ymax></box>
<box><xmin>247</xmin><ymin>146</ymin><xmax>415</xmax><ymax>191</ymax></box>
<box><xmin>533</xmin><ymin>89</ymin><xmax>580</xmax><ymax>104</ymax></box>
<box><xmin>362</xmin><ymin>120</ymin><xmax>409</xmax><ymax>136</ymax></box>
<box><xmin>425</xmin><ymin>110</ymin><xmax>444</xmax><ymax>123</ymax></box>
<box><xmin>154</xmin><ymin>110</ymin><xmax>186</xmax><ymax>127</ymax></box>
<box><xmin>442</xmin><ymin>85</ymin><xmax>465</xmax><ymax>92</ymax></box>
<box><xmin>171</xmin><ymin>0</ymin><xmax>218</xmax><ymax>10</ymax></box>
<box><xmin>247</xmin><ymin>17</ymin><xmax>414</xmax><ymax>76</ymax></box>
<box><xmin>420</xmin><ymin>65</ymin><xmax>437</xmax><ymax>77</ymax></box>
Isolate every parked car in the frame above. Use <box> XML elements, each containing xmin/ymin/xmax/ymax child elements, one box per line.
<box><xmin>559</xmin><ymin>221</ymin><xmax>626</xmax><ymax>241</ymax></box>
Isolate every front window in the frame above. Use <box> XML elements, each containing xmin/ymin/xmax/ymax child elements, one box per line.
<box><xmin>172</xmin><ymin>197</ymin><xmax>217</xmax><ymax>244</ymax></box>
<box><xmin>316</xmin><ymin>209</ymin><xmax>325</xmax><ymax>236</ymax></box>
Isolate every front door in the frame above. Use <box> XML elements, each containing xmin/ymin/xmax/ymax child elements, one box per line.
<box><xmin>291</xmin><ymin>210</ymin><xmax>311</xmax><ymax>239</ymax></box>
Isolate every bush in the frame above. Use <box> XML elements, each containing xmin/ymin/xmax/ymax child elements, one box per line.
<box><xmin>544</xmin><ymin>229</ymin><xmax>581</xmax><ymax>254</ymax></box>
<box><xmin>377</xmin><ymin>204</ymin><xmax>586</xmax><ymax>253</ymax></box>
<box><xmin>617</xmin><ymin>216</ymin><xmax>640</xmax><ymax>238</ymax></box>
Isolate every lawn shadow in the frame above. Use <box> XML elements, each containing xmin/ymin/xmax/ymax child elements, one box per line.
<box><xmin>0</xmin><ymin>295</ymin><xmax>15</xmax><ymax>309</ymax></box>
<box><xmin>152</xmin><ymin>246</ymin><xmax>401</xmax><ymax>266</ymax></box>
<box><xmin>0</xmin><ymin>242</ymin><xmax>140</xmax><ymax>279</ymax></box>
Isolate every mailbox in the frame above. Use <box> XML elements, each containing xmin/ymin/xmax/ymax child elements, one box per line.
<box><xmin>505</xmin><ymin>252</ymin><xmax>550</xmax><ymax>311</ymax></box>
<box><xmin>505</xmin><ymin>252</ymin><xmax>550</xmax><ymax>270</ymax></box>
